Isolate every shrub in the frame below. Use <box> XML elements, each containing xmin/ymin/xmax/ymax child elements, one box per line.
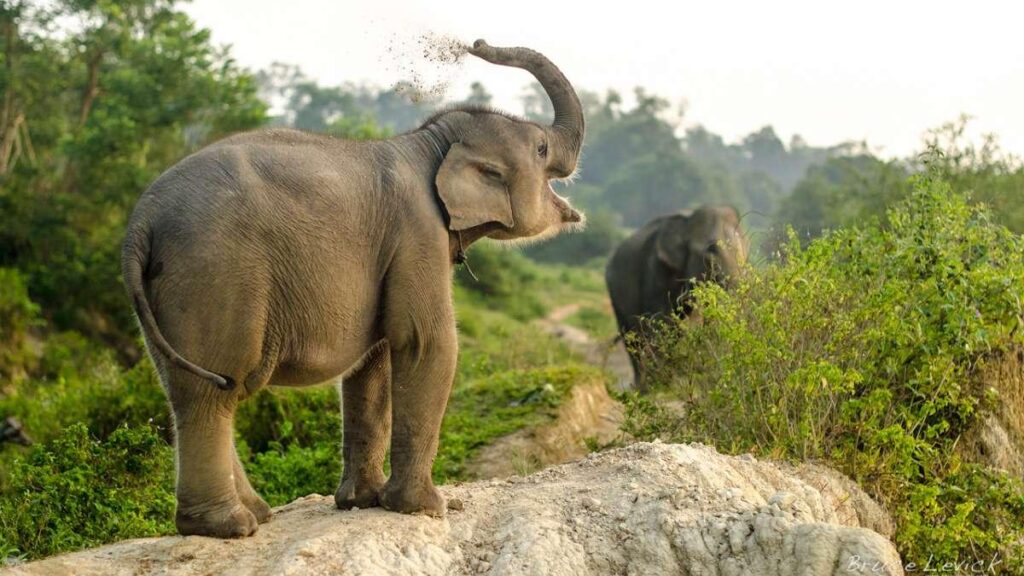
<box><xmin>624</xmin><ymin>175</ymin><xmax>1024</xmax><ymax>571</ymax></box>
<box><xmin>235</xmin><ymin>385</ymin><xmax>342</xmax><ymax>506</ymax></box>
<box><xmin>0</xmin><ymin>353</ymin><xmax>170</xmax><ymax>455</ymax></box>
<box><xmin>0</xmin><ymin>423</ymin><xmax>175</xmax><ymax>561</ymax></box>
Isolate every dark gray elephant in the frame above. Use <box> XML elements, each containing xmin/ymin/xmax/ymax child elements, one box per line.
<box><xmin>605</xmin><ymin>205</ymin><xmax>747</xmax><ymax>391</ymax></box>
<box><xmin>121</xmin><ymin>40</ymin><xmax>584</xmax><ymax>538</ymax></box>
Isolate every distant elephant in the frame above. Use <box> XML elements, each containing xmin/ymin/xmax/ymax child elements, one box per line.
<box><xmin>121</xmin><ymin>40</ymin><xmax>584</xmax><ymax>538</ymax></box>
<box><xmin>605</xmin><ymin>206</ymin><xmax>747</xmax><ymax>391</ymax></box>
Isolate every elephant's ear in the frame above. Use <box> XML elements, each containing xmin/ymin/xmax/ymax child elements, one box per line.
<box><xmin>436</xmin><ymin>142</ymin><xmax>515</xmax><ymax>231</ymax></box>
<box><xmin>655</xmin><ymin>214</ymin><xmax>690</xmax><ymax>271</ymax></box>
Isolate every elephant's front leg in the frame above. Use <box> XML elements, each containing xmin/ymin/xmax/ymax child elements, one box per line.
<box><xmin>336</xmin><ymin>339</ymin><xmax>392</xmax><ymax>510</ymax></box>
<box><xmin>378</xmin><ymin>287</ymin><xmax>457</xmax><ymax>517</ymax></box>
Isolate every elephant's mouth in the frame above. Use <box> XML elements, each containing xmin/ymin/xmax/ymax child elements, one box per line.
<box><xmin>552</xmin><ymin>192</ymin><xmax>582</xmax><ymax>225</ymax></box>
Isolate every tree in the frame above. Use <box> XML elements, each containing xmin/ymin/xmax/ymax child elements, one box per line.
<box><xmin>0</xmin><ymin>0</ymin><xmax>267</xmax><ymax>356</ymax></box>
<box><xmin>461</xmin><ymin>81</ymin><xmax>492</xmax><ymax>107</ymax></box>
<box><xmin>773</xmin><ymin>154</ymin><xmax>909</xmax><ymax>244</ymax></box>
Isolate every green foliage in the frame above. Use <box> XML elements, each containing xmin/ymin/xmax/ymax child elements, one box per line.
<box><xmin>551</xmin><ymin>89</ymin><xmax>849</xmax><ymax>247</ymax></box>
<box><xmin>898</xmin><ymin>465</ymin><xmax>1024</xmax><ymax>573</ymax></box>
<box><xmin>0</xmin><ymin>1</ymin><xmax>267</xmax><ymax>351</ymax></box>
<box><xmin>240</xmin><ymin>439</ymin><xmax>340</xmax><ymax>508</ymax></box>
<box><xmin>0</xmin><ymin>350</ymin><xmax>169</xmax><ymax>464</ymax></box>
<box><xmin>235</xmin><ymin>386</ymin><xmax>342</xmax><ymax>506</ymax></box>
<box><xmin>0</xmin><ymin>268</ymin><xmax>39</xmax><ymax>381</ymax></box>
<box><xmin>455</xmin><ymin>242</ymin><xmax>546</xmax><ymax>321</ymax></box>
<box><xmin>772</xmin><ymin>154</ymin><xmax>910</xmax><ymax>249</ymax></box>
<box><xmin>774</xmin><ymin>117</ymin><xmax>1024</xmax><ymax>252</ymax></box>
<box><xmin>0</xmin><ymin>423</ymin><xmax>175</xmax><ymax>560</ymax></box>
<box><xmin>624</xmin><ymin>176</ymin><xmax>1024</xmax><ymax>570</ymax></box>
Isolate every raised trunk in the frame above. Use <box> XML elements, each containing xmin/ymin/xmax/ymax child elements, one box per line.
<box><xmin>468</xmin><ymin>40</ymin><xmax>584</xmax><ymax>178</ymax></box>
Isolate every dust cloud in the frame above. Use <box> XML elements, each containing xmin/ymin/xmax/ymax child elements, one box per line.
<box><xmin>384</xmin><ymin>32</ymin><xmax>468</xmax><ymax>103</ymax></box>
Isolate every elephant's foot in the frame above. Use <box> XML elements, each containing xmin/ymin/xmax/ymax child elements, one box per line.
<box><xmin>379</xmin><ymin>477</ymin><xmax>446</xmax><ymax>517</ymax></box>
<box><xmin>176</xmin><ymin>499</ymin><xmax>258</xmax><ymax>538</ymax></box>
<box><xmin>335</xmin><ymin>472</ymin><xmax>385</xmax><ymax>510</ymax></box>
<box><xmin>239</xmin><ymin>491</ymin><xmax>273</xmax><ymax>524</ymax></box>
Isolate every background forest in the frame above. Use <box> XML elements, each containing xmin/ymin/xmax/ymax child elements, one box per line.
<box><xmin>2</xmin><ymin>0</ymin><xmax>1023</xmax><ymax>571</ymax></box>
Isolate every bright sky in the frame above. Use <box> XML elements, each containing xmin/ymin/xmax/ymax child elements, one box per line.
<box><xmin>184</xmin><ymin>0</ymin><xmax>1024</xmax><ymax>159</ymax></box>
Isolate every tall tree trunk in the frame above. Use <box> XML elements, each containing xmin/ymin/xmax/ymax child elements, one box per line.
<box><xmin>79</xmin><ymin>50</ymin><xmax>103</xmax><ymax>126</ymax></box>
<box><xmin>0</xmin><ymin>17</ymin><xmax>18</xmax><ymax>176</ymax></box>
<box><xmin>0</xmin><ymin>113</ymin><xmax>24</xmax><ymax>175</ymax></box>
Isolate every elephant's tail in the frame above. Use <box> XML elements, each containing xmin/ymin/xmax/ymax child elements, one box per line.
<box><xmin>122</xmin><ymin>225</ymin><xmax>234</xmax><ymax>391</ymax></box>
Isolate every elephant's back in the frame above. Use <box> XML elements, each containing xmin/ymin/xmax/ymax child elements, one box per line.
<box><xmin>607</xmin><ymin>217</ymin><xmax>665</xmax><ymax>283</ymax></box>
<box><xmin>606</xmin><ymin>218</ymin><xmax>665</xmax><ymax>324</ymax></box>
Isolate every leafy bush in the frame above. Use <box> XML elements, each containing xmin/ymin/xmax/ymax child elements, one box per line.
<box><xmin>0</xmin><ymin>423</ymin><xmax>175</xmax><ymax>561</ymax></box>
<box><xmin>624</xmin><ymin>175</ymin><xmax>1024</xmax><ymax>571</ymax></box>
<box><xmin>0</xmin><ymin>353</ymin><xmax>169</xmax><ymax>457</ymax></box>
<box><xmin>235</xmin><ymin>386</ymin><xmax>342</xmax><ymax>506</ymax></box>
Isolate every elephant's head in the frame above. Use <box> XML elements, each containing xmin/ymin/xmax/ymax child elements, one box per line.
<box><xmin>434</xmin><ymin>40</ymin><xmax>584</xmax><ymax>241</ymax></box>
<box><xmin>655</xmin><ymin>205</ymin><xmax>747</xmax><ymax>289</ymax></box>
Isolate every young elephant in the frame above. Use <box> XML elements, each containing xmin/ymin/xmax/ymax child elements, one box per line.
<box><xmin>605</xmin><ymin>206</ymin><xmax>746</xmax><ymax>391</ymax></box>
<box><xmin>121</xmin><ymin>40</ymin><xmax>584</xmax><ymax>538</ymax></box>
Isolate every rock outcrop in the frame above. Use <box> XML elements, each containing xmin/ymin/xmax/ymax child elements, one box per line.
<box><xmin>961</xmin><ymin>350</ymin><xmax>1024</xmax><ymax>478</ymax></box>
<box><xmin>12</xmin><ymin>442</ymin><xmax>903</xmax><ymax>576</ymax></box>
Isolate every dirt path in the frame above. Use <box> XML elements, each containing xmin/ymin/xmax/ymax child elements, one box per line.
<box><xmin>536</xmin><ymin>303</ymin><xmax>634</xmax><ymax>391</ymax></box>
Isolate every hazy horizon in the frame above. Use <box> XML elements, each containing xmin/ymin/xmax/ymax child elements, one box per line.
<box><xmin>183</xmin><ymin>0</ymin><xmax>1024</xmax><ymax>160</ymax></box>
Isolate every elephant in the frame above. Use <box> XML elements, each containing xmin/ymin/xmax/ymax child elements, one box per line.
<box><xmin>605</xmin><ymin>205</ymin><xmax>747</xmax><ymax>392</ymax></box>
<box><xmin>121</xmin><ymin>39</ymin><xmax>584</xmax><ymax>538</ymax></box>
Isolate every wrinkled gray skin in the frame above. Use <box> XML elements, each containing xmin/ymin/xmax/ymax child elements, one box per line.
<box><xmin>121</xmin><ymin>40</ymin><xmax>584</xmax><ymax>538</ymax></box>
<box><xmin>605</xmin><ymin>206</ymin><xmax>746</xmax><ymax>392</ymax></box>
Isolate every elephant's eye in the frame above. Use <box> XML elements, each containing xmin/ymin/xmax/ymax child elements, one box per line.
<box><xmin>479</xmin><ymin>166</ymin><xmax>503</xmax><ymax>182</ymax></box>
<box><xmin>537</xmin><ymin>142</ymin><xmax>548</xmax><ymax>158</ymax></box>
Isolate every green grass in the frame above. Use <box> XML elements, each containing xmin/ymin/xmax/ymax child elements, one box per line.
<box><xmin>564</xmin><ymin>305</ymin><xmax>618</xmax><ymax>341</ymax></box>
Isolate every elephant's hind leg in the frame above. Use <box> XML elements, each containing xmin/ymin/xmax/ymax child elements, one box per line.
<box><xmin>335</xmin><ymin>339</ymin><xmax>392</xmax><ymax>510</ymax></box>
<box><xmin>166</xmin><ymin>367</ymin><xmax>258</xmax><ymax>538</ymax></box>
<box><xmin>233</xmin><ymin>451</ymin><xmax>272</xmax><ymax>523</ymax></box>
